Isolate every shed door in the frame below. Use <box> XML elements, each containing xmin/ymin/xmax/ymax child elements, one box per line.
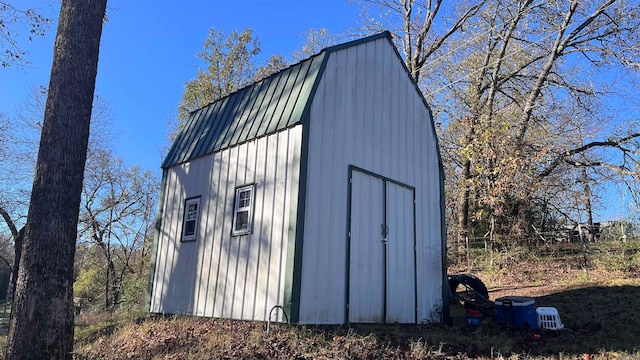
<box><xmin>348</xmin><ymin>168</ymin><xmax>416</xmax><ymax>323</ymax></box>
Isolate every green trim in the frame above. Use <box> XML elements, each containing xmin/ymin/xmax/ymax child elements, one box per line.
<box><xmin>434</xmin><ymin>98</ymin><xmax>449</xmax><ymax>322</ymax></box>
<box><xmin>344</xmin><ymin>168</ymin><xmax>353</xmax><ymax>323</ymax></box>
<box><xmin>412</xmin><ymin>188</ymin><xmax>418</xmax><ymax>323</ymax></box>
<box><xmin>146</xmin><ymin>170</ymin><xmax>167</xmax><ymax>312</ymax></box>
<box><xmin>283</xmin><ymin>125</ymin><xmax>304</xmax><ymax>323</ymax></box>
<box><xmin>283</xmin><ymin>51</ymin><xmax>331</xmax><ymax>323</ymax></box>
<box><xmin>298</xmin><ymin>53</ymin><xmax>327</xmax><ymax>124</ymax></box>
<box><xmin>440</xmin><ymin>168</ymin><xmax>449</xmax><ymax>323</ymax></box>
<box><xmin>323</xmin><ymin>31</ymin><xmax>391</xmax><ymax>54</ymax></box>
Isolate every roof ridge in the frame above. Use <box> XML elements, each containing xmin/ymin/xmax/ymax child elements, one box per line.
<box><xmin>188</xmin><ymin>31</ymin><xmax>392</xmax><ymax>115</ymax></box>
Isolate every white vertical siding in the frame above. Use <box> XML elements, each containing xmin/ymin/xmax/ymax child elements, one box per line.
<box><xmin>348</xmin><ymin>171</ymin><xmax>385</xmax><ymax>323</ymax></box>
<box><xmin>299</xmin><ymin>37</ymin><xmax>442</xmax><ymax>324</ymax></box>
<box><xmin>150</xmin><ymin>126</ymin><xmax>302</xmax><ymax>321</ymax></box>
<box><xmin>385</xmin><ymin>182</ymin><xmax>416</xmax><ymax>323</ymax></box>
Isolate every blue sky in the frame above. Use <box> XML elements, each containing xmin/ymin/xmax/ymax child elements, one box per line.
<box><xmin>0</xmin><ymin>0</ymin><xmax>361</xmax><ymax>172</ymax></box>
<box><xmin>1</xmin><ymin>1</ymin><xmax>636</xmax><ymax>222</ymax></box>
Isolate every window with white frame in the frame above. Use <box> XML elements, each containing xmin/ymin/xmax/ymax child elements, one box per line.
<box><xmin>182</xmin><ymin>197</ymin><xmax>200</xmax><ymax>242</ymax></box>
<box><xmin>232</xmin><ymin>185</ymin><xmax>255</xmax><ymax>236</ymax></box>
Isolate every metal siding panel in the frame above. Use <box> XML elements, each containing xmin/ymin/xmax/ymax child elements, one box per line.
<box><xmin>301</xmin><ymin>50</ymin><xmax>363</xmax><ymax>324</ymax></box>
<box><xmin>259</xmin><ymin>134</ymin><xmax>279</xmax><ymax>319</ymax></box>
<box><xmin>297</xmin><ymin>78</ymin><xmax>326</xmax><ymax>323</ymax></box>
<box><xmin>160</xmin><ymin>159</ymin><xmax>199</xmax><ymax>314</ymax></box>
<box><xmin>212</xmin><ymin>88</ymin><xmax>248</xmax><ymax>151</ymax></box>
<box><xmin>238</xmin><ymin>79</ymin><xmax>271</xmax><ymax>143</ymax></box>
<box><xmin>201</xmin><ymin>151</ymin><xmax>224</xmax><ymax>317</ymax></box>
<box><xmin>158</xmin><ymin>165</ymin><xmax>183</xmax><ymax>312</ymax></box>
<box><xmin>193</xmin><ymin>156</ymin><xmax>215</xmax><ymax>316</ymax></box>
<box><xmin>151</xmin><ymin>168</ymin><xmax>178</xmax><ymax>312</ymax></box>
<box><xmin>246</xmin><ymin>76</ymin><xmax>279</xmax><ymax>140</ymax></box>
<box><xmin>279</xmin><ymin>59</ymin><xmax>311</xmax><ymax>128</ymax></box>
<box><xmin>231</xmin><ymin>82</ymin><xmax>264</xmax><ymax>146</ymax></box>
<box><xmin>190</xmin><ymin>102</ymin><xmax>221</xmax><ymax>160</ymax></box>
<box><xmin>352</xmin><ymin>44</ymin><xmax>373</xmax><ymax>153</ymax></box>
<box><xmin>349</xmin><ymin>171</ymin><xmax>384</xmax><ymax>323</ymax></box>
<box><xmin>178</xmin><ymin>158</ymin><xmax>210</xmax><ymax>313</ymax></box>
<box><xmin>176</xmin><ymin>109</ymin><xmax>208</xmax><ymax>165</ymax></box>
<box><xmin>203</xmin><ymin>96</ymin><xmax>235</xmax><ymax>155</ymax></box>
<box><xmin>267</xmin><ymin>132</ymin><xmax>287</xmax><ymax>321</ymax></box>
<box><xmin>244</xmin><ymin>137</ymin><xmax>266</xmax><ymax>319</ymax></box>
<box><xmin>223</xmin><ymin>146</ymin><xmax>242</xmax><ymax>318</ymax></box>
<box><xmin>276</xmin><ymin>130</ymin><xmax>293</xmax><ymax>322</ymax></box>
<box><xmin>240</xmin><ymin>142</ymin><xmax>259</xmax><ymax>319</ymax></box>
<box><xmin>164</xmin><ymin>109</ymin><xmax>201</xmax><ymax>168</ymax></box>
<box><xmin>183</xmin><ymin>105</ymin><xmax>216</xmax><ymax>163</ymax></box>
<box><xmin>164</xmin><ymin>53</ymin><xmax>327</xmax><ymax>169</ymax></box>
<box><xmin>267</xmin><ymin>67</ymin><xmax>299</xmax><ymax>134</ymax></box>
<box><xmin>230</xmin><ymin>144</ymin><xmax>250</xmax><ymax>318</ymax></box>
<box><xmin>283</xmin><ymin>124</ymin><xmax>303</xmax><ymax>322</ymax></box>
<box><xmin>385</xmin><ymin>182</ymin><xmax>416</xmax><ymax>323</ymax></box>
<box><xmin>287</xmin><ymin>56</ymin><xmax>322</xmax><ymax>127</ymax></box>
<box><xmin>251</xmin><ymin>135</ymin><xmax>270</xmax><ymax>320</ymax></box>
<box><xmin>219</xmin><ymin>87</ymin><xmax>255</xmax><ymax>150</ymax></box>
<box><xmin>256</xmin><ymin>67</ymin><xmax>293</xmax><ymax>136</ymax></box>
<box><xmin>212</xmin><ymin>149</ymin><xmax>233</xmax><ymax>318</ymax></box>
<box><xmin>299</xmin><ymin>51</ymin><xmax>352</xmax><ymax>324</ymax></box>
<box><xmin>380</xmin><ymin>41</ymin><xmax>393</xmax><ymax>180</ymax></box>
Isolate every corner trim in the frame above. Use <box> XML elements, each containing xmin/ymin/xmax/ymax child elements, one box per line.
<box><xmin>146</xmin><ymin>170</ymin><xmax>167</xmax><ymax>312</ymax></box>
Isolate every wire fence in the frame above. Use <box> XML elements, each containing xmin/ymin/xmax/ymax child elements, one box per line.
<box><xmin>448</xmin><ymin>235</ymin><xmax>640</xmax><ymax>275</ymax></box>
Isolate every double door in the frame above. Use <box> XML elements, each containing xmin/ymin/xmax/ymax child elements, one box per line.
<box><xmin>348</xmin><ymin>168</ymin><xmax>416</xmax><ymax>323</ymax></box>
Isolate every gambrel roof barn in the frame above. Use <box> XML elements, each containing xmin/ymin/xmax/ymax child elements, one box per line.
<box><xmin>148</xmin><ymin>31</ymin><xmax>446</xmax><ymax>324</ymax></box>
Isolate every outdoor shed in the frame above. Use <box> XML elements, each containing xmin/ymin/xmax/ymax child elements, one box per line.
<box><xmin>148</xmin><ymin>31</ymin><xmax>446</xmax><ymax>324</ymax></box>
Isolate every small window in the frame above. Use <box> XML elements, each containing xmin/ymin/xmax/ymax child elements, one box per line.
<box><xmin>182</xmin><ymin>197</ymin><xmax>200</xmax><ymax>241</ymax></box>
<box><xmin>232</xmin><ymin>185</ymin><xmax>255</xmax><ymax>236</ymax></box>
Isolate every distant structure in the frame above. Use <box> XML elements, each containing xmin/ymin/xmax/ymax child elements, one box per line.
<box><xmin>557</xmin><ymin>220</ymin><xmax>635</xmax><ymax>242</ymax></box>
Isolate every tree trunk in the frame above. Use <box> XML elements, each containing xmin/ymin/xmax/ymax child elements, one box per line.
<box><xmin>582</xmin><ymin>168</ymin><xmax>595</xmax><ymax>243</ymax></box>
<box><xmin>456</xmin><ymin>116</ymin><xmax>476</xmax><ymax>250</ymax></box>
<box><xmin>5</xmin><ymin>0</ymin><xmax>107</xmax><ymax>358</ymax></box>
<box><xmin>0</xmin><ymin>206</ymin><xmax>23</xmax><ymax>301</ymax></box>
<box><xmin>10</xmin><ymin>228</ymin><xmax>23</xmax><ymax>301</ymax></box>
<box><xmin>456</xmin><ymin>158</ymin><xmax>471</xmax><ymax>250</ymax></box>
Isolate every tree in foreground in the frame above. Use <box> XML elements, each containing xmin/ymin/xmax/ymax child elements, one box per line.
<box><xmin>5</xmin><ymin>0</ymin><xmax>107</xmax><ymax>358</ymax></box>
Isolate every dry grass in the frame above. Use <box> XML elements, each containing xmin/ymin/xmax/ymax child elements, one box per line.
<box><xmin>3</xmin><ymin>243</ymin><xmax>640</xmax><ymax>359</ymax></box>
<box><xmin>69</xmin><ymin>271</ymin><xmax>640</xmax><ymax>359</ymax></box>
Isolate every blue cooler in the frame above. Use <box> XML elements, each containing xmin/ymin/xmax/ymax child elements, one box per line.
<box><xmin>495</xmin><ymin>296</ymin><xmax>537</xmax><ymax>329</ymax></box>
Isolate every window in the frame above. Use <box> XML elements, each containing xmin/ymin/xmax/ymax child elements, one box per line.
<box><xmin>182</xmin><ymin>197</ymin><xmax>200</xmax><ymax>242</ymax></box>
<box><xmin>232</xmin><ymin>185</ymin><xmax>255</xmax><ymax>236</ymax></box>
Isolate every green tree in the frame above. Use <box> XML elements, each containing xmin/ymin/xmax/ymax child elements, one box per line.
<box><xmin>167</xmin><ymin>28</ymin><xmax>270</xmax><ymax>143</ymax></box>
<box><xmin>253</xmin><ymin>54</ymin><xmax>288</xmax><ymax>82</ymax></box>
<box><xmin>5</xmin><ymin>0</ymin><xmax>107</xmax><ymax>358</ymax></box>
<box><xmin>77</xmin><ymin>148</ymin><xmax>158</xmax><ymax>312</ymax></box>
<box><xmin>178</xmin><ymin>28</ymin><xmax>261</xmax><ymax>122</ymax></box>
<box><xmin>291</xmin><ymin>27</ymin><xmax>340</xmax><ymax>61</ymax></box>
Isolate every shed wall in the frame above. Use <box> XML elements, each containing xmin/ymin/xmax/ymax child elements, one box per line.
<box><xmin>298</xmin><ymin>37</ymin><xmax>443</xmax><ymax>324</ymax></box>
<box><xmin>150</xmin><ymin>126</ymin><xmax>302</xmax><ymax>321</ymax></box>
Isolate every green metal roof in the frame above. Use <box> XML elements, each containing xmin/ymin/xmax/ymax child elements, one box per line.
<box><xmin>162</xmin><ymin>31</ymin><xmax>393</xmax><ymax>169</ymax></box>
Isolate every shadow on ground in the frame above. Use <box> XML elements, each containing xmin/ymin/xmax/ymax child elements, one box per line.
<box><xmin>532</xmin><ymin>285</ymin><xmax>640</xmax><ymax>355</ymax></box>
<box><xmin>338</xmin><ymin>285</ymin><xmax>640</xmax><ymax>357</ymax></box>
